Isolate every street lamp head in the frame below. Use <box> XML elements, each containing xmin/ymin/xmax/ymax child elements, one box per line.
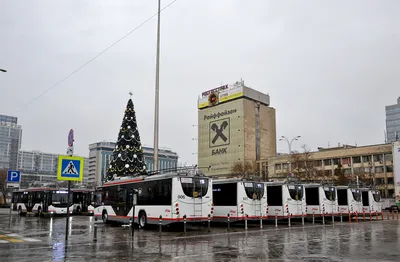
<box><xmin>296</xmin><ymin>135</ymin><xmax>301</xmax><ymax>139</ymax></box>
<box><xmin>0</xmin><ymin>69</ymin><xmax>7</xmax><ymax>73</ymax></box>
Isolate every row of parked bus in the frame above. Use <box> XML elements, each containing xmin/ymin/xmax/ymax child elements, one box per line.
<box><xmin>12</xmin><ymin>188</ymin><xmax>95</xmax><ymax>216</ymax></box>
<box><xmin>91</xmin><ymin>167</ymin><xmax>383</xmax><ymax>228</ymax></box>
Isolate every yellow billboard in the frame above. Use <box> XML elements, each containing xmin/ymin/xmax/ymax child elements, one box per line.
<box><xmin>198</xmin><ymin>86</ymin><xmax>244</xmax><ymax>109</ymax></box>
<box><xmin>198</xmin><ymin>99</ymin><xmax>244</xmax><ymax>176</ymax></box>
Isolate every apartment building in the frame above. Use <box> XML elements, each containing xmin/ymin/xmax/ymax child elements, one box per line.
<box><xmin>197</xmin><ymin>80</ymin><xmax>276</xmax><ymax>177</ymax></box>
<box><xmin>0</xmin><ymin>114</ymin><xmax>22</xmax><ymax>170</ymax></box>
<box><xmin>264</xmin><ymin>143</ymin><xmax>395</xmax><ymax>198</ymax></box>
<box><xmin>18</xmin><ymin>150</ymin><xmax>89</xmax><ymax>187</ymax></box>
<box><xmin>386</xmin><ymin>97</ymin><xmax>400</xmax><ymax>143</ymax></box>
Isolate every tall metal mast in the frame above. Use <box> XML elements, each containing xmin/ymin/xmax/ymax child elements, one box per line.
<box><xmin>153</xmin><ymin>0</ymin><xmax>161</xmax><ymax>171</ymax></box>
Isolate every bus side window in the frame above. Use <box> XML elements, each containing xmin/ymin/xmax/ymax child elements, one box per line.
<box><xmin>95</xmin><ymin>193</ymin><xmax>102</xmax><ymax>206</ymax></box>
<box><xmin>118</xmin><ymin>189</ymin><xmax>126</xmax><ymax>204</ymax></box>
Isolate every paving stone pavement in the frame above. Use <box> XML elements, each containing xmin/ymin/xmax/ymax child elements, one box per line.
<box><xmin>0</xmin><ymin>209</ymin><xmax>399</xmax><ymax>261</ymax></box>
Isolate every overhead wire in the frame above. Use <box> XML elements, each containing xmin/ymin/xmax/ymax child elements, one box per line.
<box><xmin>13</xmin><ymin>0</ymin><xmax>178</xmax><ymax>114</ymax></box>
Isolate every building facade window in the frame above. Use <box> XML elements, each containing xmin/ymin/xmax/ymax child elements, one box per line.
<box><xmin>323</xmin><ymin>159</ymin><xmax>331</xmax><ymax>166</ymax></box>
<box><xmin>352</xmin><ymin>156</ymin><xmax>361</xmax><ymax>163</ymax></box>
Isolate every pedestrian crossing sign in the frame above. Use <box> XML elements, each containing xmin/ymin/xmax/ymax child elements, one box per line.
<box><xmin>57</xmin><ymin>155</ymin><xmax>84</xmax><ymax>181</ymax></box>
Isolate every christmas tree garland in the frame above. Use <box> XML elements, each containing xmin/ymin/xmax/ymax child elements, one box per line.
<box><xmin>105</xmin><ymin>98</ymin><xmax>147</xmax><ymax>181</ymax></box>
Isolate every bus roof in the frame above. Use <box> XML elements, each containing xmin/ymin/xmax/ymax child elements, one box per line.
<box><xmin>100</xmin><ymin>170</ymin><xmax>209</xmax><ymax>188</ymax></box>
<box><xmin>213</xmin><ymin>178</ymin><xmax>262</xmax><ymax>184</ymax></box>
<box><xmin>14</xmin><ymin>187</ymin><xmax>67</xmax><ymax>192</ymax></box>
<box><xmin>71</xmin><ymin>188</ymin><xmax>95</xmax><ymax>192</ymax></box>
<box><xmin>303</xmin><ymin>183</ymin><xmax>324</xmax><ymax>188</ymax></box>
<box><xmin>264</xmin><ymin>181</ymin><xmax>303</xmax><ymax>186</ymax></box>
<box><xmin>336</xmin><ymin>186</ymin><xmax>349</xmax><ymax>189</ymax></box>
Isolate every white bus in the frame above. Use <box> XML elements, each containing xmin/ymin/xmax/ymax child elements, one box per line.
<box><xmin>212</xmin><ymin>179</ymin><xmax>267</xmax><ymax>222</ymax></box>
<box><xmin>304</xmin><ymin>184</ymin><xmax>338</xmax><ymax>217</ymax></box>
<box><xmin>336</xmin><ymin>186</ymin><xmax>362</xmax><ymax>215</ymax></box>
<box><xmin>71</xmin><ymin>189</ymin><xmax>95</xmax><ymax>215</ymax></box>
<box><xmin>361</xmin><ymin>188</ymin><xmax>382</xmax><ymax>214</ymax></box>
<box><xmin>94</xmin><ymin>168</ymin><xmax>213</xmax><ymax>227</ymax></box>
<box><xmin>265</xmin><ymin>182</ymin><xmax>306</xmax><ymax>218</ymax></box>
<box><xmin>12</xmin><ymin>188</ymin><xmax>73</xmax><ymax>216</ymax></box>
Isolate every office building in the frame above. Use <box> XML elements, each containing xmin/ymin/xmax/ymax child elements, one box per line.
<box><xmin>264</xmin><ymin>143</ymin><xmax>397</xmax><ymax>198</ymax></box>
<box><xmin>197</xmin><ymin>80</ymin><xmax>276</xmax><ymax>177</ymax></box>
<box><xmin>0</xmin><ymin>114</ymin><xmax>22</xmax><ymax>170</ymax></box>
<box><xmin>88</xmin><ymin>141</ymin><xmax>179</xmax><ymax>186</ymax></box>
<box><xmin>386</xmin><ymin>97</ymin><xmax>400</xmax><ymax>143</ymax></box>
<box><xmin>18</xmin><ymin>150</ymin><xmax>89</xmax><ymax>187</ymax></box>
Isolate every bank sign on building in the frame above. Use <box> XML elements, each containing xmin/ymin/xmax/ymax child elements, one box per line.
<box><xmin>197</xmin><ymin>80</ymin><xmax>276</xmax><ymax>177</ymax></box>
<box><xmin>198</xmin><ymin>98</ymin><xmax>245</xmax><ymax>176</ymax></box>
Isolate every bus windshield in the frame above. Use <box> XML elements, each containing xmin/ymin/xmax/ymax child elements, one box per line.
<box><xmin>180</xmin><ymin>177</ymin><xmax>209</xmax><ymax>198</ymax></box>
<box><xmin>243</xmin><ymin>182</ymin><xmax>255</xmax><ymax>199</ymax></box>
<box><xmin>241</xmin><ymin>182</ymin><xmax>264</xmax><ymax>200</ymax></box>
<box><xmin>254</xmin><ymin>183</ymin><xmax>264</xmax><ymax>200</ymax></box>
<box><xmin>324</xmin><ymin>187</ymin><xmax>336</xmax><ymax>201</ymax></box>
<box><xmin>372</xmin><ymin>190</ymin><xmax>381</xmax><ymax>202</ymax></box>
<box><xmin>52</xmin><ymin>191</ymin><xmax>72</xmax><ymax>206</ymax></box>
<box><xmin>351</xmin><ymin>189</ymin><xmax>362</xmax><ymax>202</ymax></box>
<box><xmin>288</xmin><ymin>184</ymin><xmax>303</xmax><ymax>200</ymax></box>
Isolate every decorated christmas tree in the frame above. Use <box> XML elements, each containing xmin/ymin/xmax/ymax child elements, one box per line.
<box><xmin>105</xmin><ymin>97</ymin><xmax>147</xmax><ymax>181</ymax></box>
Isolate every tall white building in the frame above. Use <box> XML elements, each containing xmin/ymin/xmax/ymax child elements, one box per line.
<box><xmin>88</xmin><ymin>141</ymin><xmax>179</xmax><ymax>186</ymax></box>
<box><xmin>386</xmin><ymin>97</ymin><xmax>400</xmax><ymax>143</ymax></box>
<box><xmin>0</xmin><ymin>114</ymin><xmax>22</xmax><ymax>170</ymax></box>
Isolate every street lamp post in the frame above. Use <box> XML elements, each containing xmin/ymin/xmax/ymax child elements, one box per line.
<box><xmin>279</xmin><ymin>135</ymin><xmax>301</xmax><ymax>175</ymax></box>
<box><xmin>153</xmin><ymin>0</ymin><xmax>162</xmax><ymax>171</ymax></box>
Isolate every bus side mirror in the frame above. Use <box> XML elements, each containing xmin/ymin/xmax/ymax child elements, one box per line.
<box><xmin>133</xmin><ymin>194</ymin><xmax>137</xmax><ymax>205</ymax></box>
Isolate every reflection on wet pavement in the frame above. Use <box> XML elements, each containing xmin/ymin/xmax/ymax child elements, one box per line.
<box><xmin>0</xmin><ymin>210</ymin><xmax>400</xmax><ymax>261</ymax></box>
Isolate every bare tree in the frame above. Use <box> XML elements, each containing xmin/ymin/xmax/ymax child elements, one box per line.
<box><xmin>353</xmin><ymin>167</ymin><xmax>373</xmax><ymax>186</ymax></box>
<box><xmin>290</xmin><ymin>145</ymin><xmax>319</xmax><ymax>181</ymax></box>
<box><xmin>334</xmin><ymin>163</ymin><xmax>348</xmax><ymax>185</ymax></box>
<box><xmin>231</xmin><ymin>161</ymin><xmax>255</xmax><ymax>179</ymax></box>
<box><xmin>0</xmin><ymin>170</ymin><xmax>7</xmax><ymax>204</ymax></box>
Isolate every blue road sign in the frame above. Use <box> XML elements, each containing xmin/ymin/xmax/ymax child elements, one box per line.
<box><xmin>57</xmin><ymin>155</ymin><xmax>84</xmax><ymax>181</ymax></box>
<box><xmin>7</xmin><ymin>170</ymin><xmax>21</xmax><ymax>183</ymax></box>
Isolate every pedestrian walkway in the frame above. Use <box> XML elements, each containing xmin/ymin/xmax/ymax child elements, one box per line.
<box><xmin>0</xmin><ymin>233</ymin><xmax>41</xmax><ymax>244</ymax></box>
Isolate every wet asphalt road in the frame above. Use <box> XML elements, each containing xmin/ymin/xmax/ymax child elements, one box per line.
<box><xmin>0</xmin><ymin>209</ymin><xmax>400</xmax><ymax>261</ymax></box>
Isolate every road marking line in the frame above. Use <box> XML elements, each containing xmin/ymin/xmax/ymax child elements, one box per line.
<box><xmin>5</xmin><ymin>233</ymin><xmax>19</xmax><ymax>237</ymax></box>
<box><xmin>0</xmin><ymin>240</ymin><xmax>8</xmax><ymax>244</ymax></box>
<box><xmin>22</xmin><ymin>238</ymin><xmax>41</xmax><ymax>242</ymax></box>
<box><xmin>6</xmin><ymin>238</ymin><xmax>24</xmax><ymax>243</ymax></box>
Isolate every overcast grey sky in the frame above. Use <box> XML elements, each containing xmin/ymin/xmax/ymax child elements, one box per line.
<box><xmin>1</xmin><ymin>0</ymin><xmax>399</xmax><ymax>165</ymax></box>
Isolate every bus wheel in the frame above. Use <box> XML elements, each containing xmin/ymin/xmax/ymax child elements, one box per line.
<box><xmin>102</xmin><ymin>211</ymin><xmax>109</xmax><ymax>224</ymax></box>
<box><xmin>139</xmin><ymin>211</ymin><xmax>147</xmax><ymax>229</ymax></box>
